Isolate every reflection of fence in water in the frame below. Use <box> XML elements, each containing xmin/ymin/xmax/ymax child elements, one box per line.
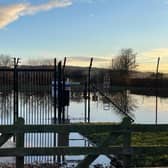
<box><xmin>0</xmin><ymin>66</ymin><xmax>90</xmax><ymax>165</ymax></box>
<box><xmin>0</xmin><ymin>93</ymin><xmax>56</xmax><ymax>125</ymax></box>
<box><xmin>0</xmin><ymin>68</ymin><xmax>72</xmax><ymax>164</ymax></box>
<box><xmin>0</xmin><ymin>68</ymin><xmax>57</xmax><ymax>125</ymax></box>
<box><xmin>24</xmin><ymin>132</ymin><xmax>70</xmax><ymax>164</ymax></box>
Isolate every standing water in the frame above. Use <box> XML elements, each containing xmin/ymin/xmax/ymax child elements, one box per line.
<box><xmin>0</xmin><ymin>87</ymin><xmax>168</xmax><ymax>167</ymax></box>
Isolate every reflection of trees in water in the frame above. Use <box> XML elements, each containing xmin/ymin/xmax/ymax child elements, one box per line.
<box><xmin>20</xmin><ymin>91</ymin><xmax>53</xmax><ymax>114</ymax></box>
<box><xmin>19</xmin><ymin>91</ymin><xmax>54</xmax><ymax>125</ymax></box>
<box><xmin>71</xmin><ymin>91</ymin><xmax>83</xmax><ymax>102</ymax></box>
<box><xmin>22</xmin><ymin>91</ymin><xmax>49</xmax><ymax>105</ymax></box>
<box><xmin>0</xmin><ymin>88</ymin><xmax>137</xmax><ymax>122</ymax></box>
<box><xmin>0</xmin><ymin>90</ymin><xmax>54</xmax><ymax>124</ymax></box>
<box><xmin>70</xmin><ymin>88</ymin><xmax>137</xmax><ymax>119</ymax></box>
<box><xmin>20</xmin><ymin>85</ymin><xmax>51</xmax><ymax>102</ymax></box>
<box><xmin>0</xmin><ymin>91</ymin><xmax>13</xmax><ymax>118</ymax></box>
<box><xmin>111</xmin><ymin>90</ymin><xmax>136</xmax><ymax>117</ymax></box>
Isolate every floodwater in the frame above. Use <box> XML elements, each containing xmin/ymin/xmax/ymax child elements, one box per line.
<box><xmin>0</xmin><ymin>89</ymin><xmax>168</xmax><ymax>124</ymax></box>
<box><xmin>0</xmin><ymin>88</ymin><xmax>168</xmax><ymax>166</ymax></box>
<box><xmin>70</xmin><ymin>90</ymin><xmax>168</xmax><ymax>124</ymax></box>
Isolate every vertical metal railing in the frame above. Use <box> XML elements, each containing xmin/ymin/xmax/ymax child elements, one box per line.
<box><xmin>58</xmin><ymin>61</ymin><xmax>62</xmax><ymax>124</ymax></box>
<box><xmin>87</xmin><ymin>57</ymin><xmax>93</xmax><ymax>123</ymax></box>
<box><xmin>0</xmin><ymin>61</ymin><xmax>70</xmax><ymax>125</ymax></box>
<box><xmin>62</xmin><ymin>57</ymin><xmax>67</xmax><ymax>123</ymax></box>
<box><xmin>0</xmin><ymin>59</ymin><xmax>72</xmax><ymax>164</ymax></box>
<box><xmin>54</xmin><ymin>58</ymin><xmax>57</xmax><ymax>123</ymax></box>
<box><xmin>155</xmin><ymin>57</ymin><xmax>160</xmax><ymax>125</ymax></box>
<box><xmin>0</xmin><ymin>69</ymin><xmax>13</xmax><ymax>125</ymax></box>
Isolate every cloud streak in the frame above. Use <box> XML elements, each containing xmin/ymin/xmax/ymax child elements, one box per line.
<box><xmin>67</xmin><ymin>56</ymin><xmax>111</xmax><ymax>67</ymax></box>
<box><xmin>0</xmin><ymin>0</ymin><xmax>72</xmax><ymax>28</ymax></box>
<box><xmin>136</xmin><ymin>48</ymin><xmax>168</xmax><ymax>72</ymax></box>
<box><xmin>141</xmin><ymin>48</ymin><xmax>168</xmax><ymax>58</ymax></box>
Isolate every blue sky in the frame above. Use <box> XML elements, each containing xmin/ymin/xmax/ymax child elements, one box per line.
<box><xmin>0</xmin><ymin>0</ymin><xmax>168</xmax><ymax>71</ymax></box>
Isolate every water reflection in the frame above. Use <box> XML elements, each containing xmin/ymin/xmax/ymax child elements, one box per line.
<box><xmin>0</xmin><ymin>88</ymin><xmax>168</xmax><ymax>124</ymax></box>
<box><xmin>110</xmin><ymin>90</ymin><xmax>136</xmax><ymax>118</ymax></box>
<box><xmin>0</xmin><ymin>91</ymin><xmax>13</xmax><ymax>124</ymax></box>
<box><xmin>1</xmin><ymin>88</ymin><xmax>168</xmax><ymax>165</ymax></box>
<box><xmin>0</xmin><ymin>89</ymin><xmax>55</xmax><ymax>125</ymax></box>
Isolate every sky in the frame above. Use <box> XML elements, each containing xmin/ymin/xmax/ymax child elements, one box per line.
<box><xmin>0</xmin><ymin>0</ymin><xmax>168</xmax><ymax>72</ymax></box>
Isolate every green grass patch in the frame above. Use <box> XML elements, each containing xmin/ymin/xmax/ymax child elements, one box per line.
<box><xmin>83</xmin><ymin>131</ymin><xmax>168</xmax><ymax>166</ymax></box>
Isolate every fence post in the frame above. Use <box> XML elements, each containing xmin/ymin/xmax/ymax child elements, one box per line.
<box><xmin>54</xmin><ymin>58</ymin><xmax>57</xmax><ymax>123</ymax></box>
<box><xmin>87</xmin><ymin>58</ymin><xmax>93</xmax><ymax>123</ymax></box>
<box><xmin>84</xmin><ymin>82</ymin><xmax>87</xmax><ymax>123</ymax></box>
<box><xmin>16</xmin><ymin>118</ymin><xmax>24</xmax><ymax>168</ymax></box>
<box><xmin>62</xmin><ymin>57</ymin><xmax>67</xmax><ymax>123</ymax></box>
<box><xmin>58</xmin><ymin>61</ymin><xmax>62</xmax><ymax>124</ymax></box>
<box><xmin>13</xmin><ymin>58</ymin><xmax>18</xmax><ymax>124</ymax></box>
<box><xmin>155</xmin><ymin>57</ymin><xmax>160</xmax><ymax>125</ymax></box>
<box><xmin>122</xmin><ymin>117</ymin><xmax>132</xmax><ymax>168</ymax></box>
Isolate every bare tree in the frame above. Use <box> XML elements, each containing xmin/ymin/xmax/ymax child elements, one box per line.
<box><xmin>0</xmin><ymin>54</ymin><xmax>12</xmax><ymax>67</ymax></box>
<box><xmin>113</xmin><ymin>48</ymin><xmax>137</xmax><ymax>73</ymax></box>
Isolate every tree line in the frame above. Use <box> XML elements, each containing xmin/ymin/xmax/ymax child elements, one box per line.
<box><xmin>0</xmin><ymin>48</ymin><xmax>137</xmax><ymax>72</ymax></box>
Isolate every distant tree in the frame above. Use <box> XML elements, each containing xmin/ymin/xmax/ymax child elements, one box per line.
<box><xmin>40</xmin><ymin>59</ymin><xmax>53</xmax><ymax>66</ymax></box>
<box><xmin>27</xmin><ymin>58</ymin><xmax>53</xmax><ymax>66</ymax></box>
<box><xmin>113</xmin><ymin>48</ymin><xmax>137</xmax><ymax>73</ymax></box>
<box><xmin>0</xmin><ymin>54</ymin><xmax>12</xmax><ymax>67</ymax></box>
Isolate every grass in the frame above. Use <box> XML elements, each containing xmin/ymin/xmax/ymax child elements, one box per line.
<box><xmin>83</xmin><ymin>131</ymin><xmax>168</xmax><ymax>167</ymax></box>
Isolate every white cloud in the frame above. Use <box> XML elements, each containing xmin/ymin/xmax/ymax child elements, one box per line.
<box><xmin>0</xmin><ymin>0</ymin><xmax>72</xmax><ymax>29</ymax></box>
<box><xmin>73</xmin><ymin>0</ymin><xmax>108</xmax><ymax>4</ymax></box>
<box><xmin>67</xmin><ymin>56</ymin><xmax>111</xmax><ymax>67</ymax></box>
<box><xmin>23</xmin><ymin>0</ymin><xmax>72</xmax><ymax>15</ymax></box>
<box><xmin>0</xmin><ymin>3</ymin><xmax>28</xmax><ymax>28</ymax></box>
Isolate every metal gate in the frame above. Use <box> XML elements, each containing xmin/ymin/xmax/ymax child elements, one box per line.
<box><xmin>0</xmin><ymin>60</ymin><xmax>71</xmax><ymax>164</ymax></box>
<box><xmin>0</xmin><ymin>68</ymin><xmax>55</xmax><ymax>125</ymax></box>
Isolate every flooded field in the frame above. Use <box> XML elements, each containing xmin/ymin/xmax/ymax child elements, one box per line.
<box><xmin>0</xmin><ymin>86</ymin><xmax>168</xmax><ymax>167</ymax></box>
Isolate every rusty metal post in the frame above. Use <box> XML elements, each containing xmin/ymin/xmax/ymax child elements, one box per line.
<box><xmin>88</xmin><ymin>58</ymin><xmax>93</xmax><ymax>123</ymax></box>
<box><xmin>58</xmin><ymin>61</ymin><xmax>62</xmax><ymax>124</ymax></box>
<box><xmin>13</xmin><ymin>58</ymin><xmax>20</xmax><ymax>124</ymax></box>
<box><xmin>54</xmin><ymin>58</ymin><xmax>57</xmax><ymax>123</ymax></box>
<box><xmin>155</xmin><ymin>57</ymin><xmax>160</xmax><ymax>125</ymax></box>
<box><xmin>62</xmin><ymin>57</ymin><xmax>66</xmax><ymax>123</ymax></box>
<box><xmin>84</xmin><ymin>82</ymin><xmax>87</xmax><ymax>123</ymax></box>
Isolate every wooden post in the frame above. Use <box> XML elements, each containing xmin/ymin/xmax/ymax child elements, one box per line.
<box><xmin>122</xmin><ymin>117</ymin><xmax>132</xmax><ymax>168</ymax></box>
<box><xmin>16</xmin><ymin>118</ymin><xmax>24</xmax><ymax>168</ymax></box>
